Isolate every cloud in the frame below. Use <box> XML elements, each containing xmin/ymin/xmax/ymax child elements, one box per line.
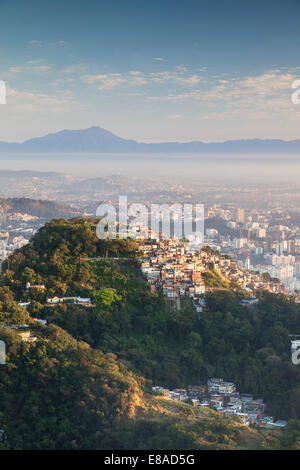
<box><xmin>82</xmin><ymin>72</ymin><xmax>151</xmax><ymax>90</ymax></box>
<box><xmin>7</xmin><ymin>61</ymin><xmax>52</xmax><ymax>75</ymax></box>
<box><xmin>175</xmin><ymin>65</ymin><xmax>188</xmax><ymax>72</ymax></box>
<box><xmin>61</xmin><ymin>63</ymin><xmax>91</xmax><ymax>75</ymax></box>
<box><xmin>5</xmin><ymin>86</ymin><xmax>77</xmax><ymax>112</ymax></box>
<box><xmin>81</xmin><ymin>67</ymin><xmax>202</xmax><ymax>90</ymax></box>
<box><xmin>28</xmin><ymin>40</ymin><xmax>43</xmax><ymax>46</ymax></box>
<box><xmin>152</xmin><ymin>57</ymin><xmax>164</xmax><ymax>61</ymax></box>
<box><xmin>83</xmin><ymin>73</ymin><xmax>132</xmax><ymax>90</ymax></box>
<box><xmin>4</xmin><ymin>59</ymin><xmax>299</xmax><ymax>132</ymax></box>
<box><xmin>147</xmin><ymin>69</ymin><xmax>299</xmax><ymax>118</ymax></box>
<box><xmin>150</xmin><ymin>71</ymin><xmax>201</xmax><ymax>86</ymax></box>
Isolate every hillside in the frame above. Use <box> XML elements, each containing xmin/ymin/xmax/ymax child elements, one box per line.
<box><xmin>0</xmin><ymin>322</ymin><xmax>281</xmax><ymax>450</ymax></box>
<box><xmin>203</xmin><ymin>266</ymin><xmax>230</xmax><ymax>289</ymax></box>
<box><xmin>0</xmin><ymin>198</ymin><xmax>81</xmax><ymax>219</ymax></box>
<box><xmin>0</xmin><ymin>218</ymin><xmax>300</xmax><ymax>449</ymax></box>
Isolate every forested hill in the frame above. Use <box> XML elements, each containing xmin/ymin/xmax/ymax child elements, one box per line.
<box><xmin>0</xmin><ymin>218</ymin><xmax>300</xmax><ymax>449</ymax></box>
<box><xmin>0</xmin><ymin>198</ymin><xmax>81</xmax><ymax>219</ymax></box>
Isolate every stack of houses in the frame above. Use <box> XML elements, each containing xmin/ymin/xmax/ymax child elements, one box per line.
<box><xmin>152</xmin><ymin>378</ymin><xmax>286</xmax><ymax>429</ymax></box>
<box><xmin>139</xmin><ymin>238</ymin><xmax>282</xmax><ymax>311</ymax></box>
<box><xmin>46</xmin><ymin>296</ymin><xmax>93</xmax><ymax>306</ymax></box>
<box><xmin>0</xmin><ymin>324</ymin><xmax>38</xmax><ymax>343</ymax></box>
<box><xmin>140</xmin><ymin>239</ymin><xmax>206</xmax><ymax>312</ymax></box>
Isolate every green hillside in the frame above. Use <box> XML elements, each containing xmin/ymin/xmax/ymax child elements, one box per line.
<box><xmin>0</xmin><ymin>218</ymin><xmax>299</xmax><ymax>449</ymax></box>
<box><xmin>0</xmin><ymin>324</ymin><xmax>281</xmax><ymax>450</ymax></box>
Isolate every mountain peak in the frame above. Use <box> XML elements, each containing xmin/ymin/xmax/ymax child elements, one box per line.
<box><xmin>0</xmin><ymin>127</ymin><xmax>300</xmax><ymax>153</ymax></box>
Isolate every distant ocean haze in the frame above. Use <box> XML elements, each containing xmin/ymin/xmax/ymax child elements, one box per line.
<box><xmin>0</xmin><ymin>127</ymin><xmax>299</xmax><ymax>182</ymax></box>
<box><xmin>0</xmin><ymin>152</ymin><xmax>300</xmax><ymax>182</ymax></box>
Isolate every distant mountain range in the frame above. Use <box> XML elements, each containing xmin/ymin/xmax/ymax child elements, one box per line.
<box><xmin>1</xmin><ymin>126</ymin><xmax>300</xmax><ymax>153</ymax></box>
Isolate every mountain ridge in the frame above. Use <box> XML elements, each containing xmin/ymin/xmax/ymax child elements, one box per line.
<box><xmin>1</xmin><ymin>126</ymin><xmax>300</xmax><ymax>153</ymax></box>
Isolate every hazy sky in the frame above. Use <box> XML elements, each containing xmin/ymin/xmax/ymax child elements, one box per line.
<box><xmin>0</xmin><ymin>0</ymin><xmax>300</xmax><ymax>142</ymax></box>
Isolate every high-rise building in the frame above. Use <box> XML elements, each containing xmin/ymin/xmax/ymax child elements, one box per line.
<box><xmin>235</xmin><ymin>208</ymin><xmax>245</xmax><ymax>223</ymax></box>
<box><xmin>245</xmin><ymin>257</ymin><xmax>251</xmax><ymax>270</ymax></box>
<box><xmin>233</xmin><ymin>237</ymin><xmax>247</xmax><ymax>249</ymax></box>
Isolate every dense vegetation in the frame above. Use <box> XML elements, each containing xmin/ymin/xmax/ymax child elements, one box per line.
<box><xmin>0</xmin><ymin>218</ymin><xmax>300</xmax><ymax>449</ymax></box>
<box><xmin>0</xmin><ymin>325</ymin><xmax>146</xmax><ymax>449</ymax></box>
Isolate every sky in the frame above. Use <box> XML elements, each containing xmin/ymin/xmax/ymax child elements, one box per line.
<box><xmin>0</xmin><ymin>0</ymin><xmax>300</xmax><ymax>142</ymax></box>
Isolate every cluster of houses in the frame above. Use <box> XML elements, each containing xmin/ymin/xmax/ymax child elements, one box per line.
<box><xmin>23</xmin><ymin>282</ymin><xmax>95</xmax><ymax>308</ymax></box>
<box><xmin>46</xmin><ymin>296</ymin><xmax>94</xmax><ymax>307</ymax></box>
<box><xmin>152</xmin><ymin>378</ymin><xmax>287</xmax><ymax>429</ymax></box>
<box><xmin>0</xmin><ymin>290</ymin><xmax>95</xmax><ymax>344</ymax></box>
<box><xmin>140</xmin><ymin>240</ymin><xmax>206</xmax><ymax>313</ymax></box>
<box><xmin>0</xmin><ymin>315</ymin><xmax>47</xmax><ymax>343</ymax></box>
<box><xmin>16</xmin><ymin>329</ymin><xmax>38</xmax><ymax>343</ymax></box>
<box><xmin>0</xmin><ymin>234</ymin><xmax>30</xmax><ymax>265</ymax></box>
<box><xmin>139</xmin><ymin>239</ymin><xmax>284</xmax><ymax>312</ymax></box>
<box><xmin>25</xmin><ymin>282</ymin><xmax>46</xmax><ymax>291</ymax></box>
<box><xmin>19</xmin><ymin>296</ymin><xmax>95</xmax><ymax>309</ymax></box>
<box><xmin>217</xmin><ymin>257</ymin><xmax>282</xmax><ymax>293</ymax></box>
